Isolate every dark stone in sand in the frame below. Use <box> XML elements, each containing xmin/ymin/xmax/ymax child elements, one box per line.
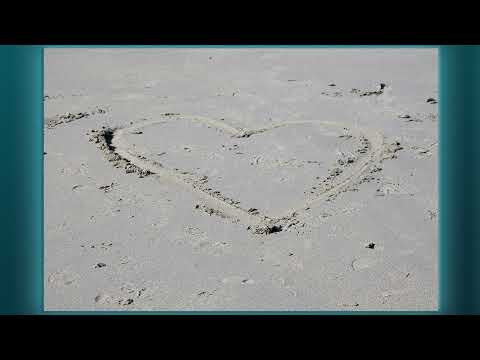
<box><xmin>266</xmin><ymin>224</ymin><xmax>283</xmax><ymax>234</ymax></box>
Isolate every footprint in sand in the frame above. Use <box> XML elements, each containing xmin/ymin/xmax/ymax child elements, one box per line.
<box><xmin>376</xmin><ymin>180</ymin><xmax>418</xmax><ymax>197</ymax></box>
<box><xmin>94</xmin><ymin>293</ymin><xmax>112</xmax><ymax>305</ymax></box>
<box><xmin>181</xmin><ymin>226</ymin><xmax>230</xmax><ymax>256</ymax></box>
<box><xmin>95</xmin><ymin>283</ymin><xmax>156</xmax><ymax>308</ymax></box>
<box><xmin>47</xmin><ymin>270</ymin><xmax>80</xmax><ymax>287</ymax></box>
<box><xmin>350</xmin><ymin>257</ymin><xmax>378</xmax><ymax>271</ymax></box>
<box><xmin>80</xmin><ymin>241</ymin><xmax>113</xmax><ymax>251</ymax></box>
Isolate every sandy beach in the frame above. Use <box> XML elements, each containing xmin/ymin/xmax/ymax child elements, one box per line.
<box><xmin>44</xmin><ymin>48</ymin><xmax>437</xmax><ymax>310</ymax></box>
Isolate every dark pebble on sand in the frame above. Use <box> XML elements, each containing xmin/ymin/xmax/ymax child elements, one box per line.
<box><xmin>365</xmin><ymin>243</ymin><xmax>376</xmax><ymax>249</ymax></box>
<box><xmin>95</xmin><ymin>263</ymin><xmax>107</xmax><ymax>268</ymax></box>
<box><xmin>267</xmin><ymin>225</ymin><xmax>282</xmax><ymax>234</ymax></box>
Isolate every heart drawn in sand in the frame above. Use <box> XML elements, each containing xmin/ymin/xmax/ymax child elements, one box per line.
<box><xmin>91</xmin><ymin>114</ymin><xmax>386</xmax><ymax>234</ymax></box>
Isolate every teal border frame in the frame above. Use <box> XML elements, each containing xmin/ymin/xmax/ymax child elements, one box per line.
<box><xmin>1</xmin><ymin>45</ymin><xmax>477</xmax><ymax>315</ymax></box>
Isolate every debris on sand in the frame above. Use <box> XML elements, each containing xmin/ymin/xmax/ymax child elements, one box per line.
<box><xmin>99</xmin><ymin>182</ymin><xmax>115</xmax><ymax>193</ymax></box>
<box><xmin>320</xmin><ymin>90</ymin><xmax>343</xmax><ymax>98</ymax></box>
<box><xmin>391</xmin><ymin>141</ymin><xmax>404</xmax><ymax>152</ymax></box>
<box><xmin>406</xmin><ymin>118</ymin><xmax>423</xmax><ymax>123</ymax></box>
<box><xmin>329</xmin><ymin>167</ymin><xmax>343</xmax><ymax>177</ymax></box>
<box><xmin>248</xmin><ymin>208</ymin><xmax>260</xmax><ymax>215</ymax></box>
<box><xmin>118</xmin><ymin>298</ymin><xmax>134</xmax><ymax>306</ymax></box>
<box><xmin>95</xmin><ymin>263</ymin><xmax>107</xmax><ymax>268</ymax></box>
<box><xmin>399</xmin><ymin>113</ymin><xmax>423</xmax><ymax>122</ymax></box>
<box><xmin>43</xmin><ymin>94</ymin><xmax>65</xmax><ymax>101</ymax></box>
<box><xmin>370</xmin><ymin>165</ymin><xmax>382</xmax><ymax>173</ymax></box>
<box><xmin>365</xmin><ymin>242</ymin><xmax>376</xmax><ymax>249</ymax></box>
<box><xmin>194</xmin><ymin>203</ymin><xmax>231</xmax><ymax>220</ymax></box>
<box><xmin>358</xmin><ymin>83</ymin><xmax>387</xmax><ymax>97</ymax></box>
<box><xmin>233</xmin><ymin>127</ymin><xmax>269</xmax><ymax>139</ymax></box>
<box><xmin>328</xmin><ymin>83</ymin><xmax>336</xmax><ymax>87</ymax></box>
<box><xmin>59</xmin><ymin>112</ymin><xmax>90</xmax><ymax>122</ymax></box>
<box><xmin>242</xmin><ymin>279</ymin><xmax>255</xmax><ymax>285</ymax></box>
<box><xmin>253</xmin><ymin>222</ymin><xmax>283</xmax><ymax>235</ymax></box>
<box><xmin>427</xmin><ymin>209</ymin><xmax>437</xmax><ymax>220</ymax></box>
<box><xmin>338</xmin><ymin>155</ymin><xmax>356</xmax><ymax>166</ymax></box>
<box><xmin>251</xmin><ymin>155</ymin><xmax>262</xmax><ymax>165</ymax></box>
<box><xmin>93</xmin><ymin>107</ymin><xmax>107</xmax><ymax>114</ymax></box>
<box><xmin>342</xmin><ymin>302</ymin><xmax>360</xmax><ymax>307</ymax></box>
<box><xmin>383</xmin><ymin>141</ymin><xmax>403</xmax><ymax>159</ymax></box>
<box><xmin>426</xmin><ymin>97</ymin><xmax>437</xmax><ymax>104</ymax></box>
<box><xmin>234</xmin><ymin>129</ymin><xmax>256</xmax><ymax>138</ymax></box>
<box><xmin>46</xmin><ymin>107</ymin><xmax>108</xmax><ymax>129</ymax></box>
<box><xmin>359</xmin><ymin>89</ymin><xmax>383</xmax><ymax>97</ymax></box>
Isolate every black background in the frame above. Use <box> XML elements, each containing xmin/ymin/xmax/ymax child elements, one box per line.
<box><xmin>1</xmin><ymin>5</ymin><xmax>478</xmax><ymax>44</ymax></box>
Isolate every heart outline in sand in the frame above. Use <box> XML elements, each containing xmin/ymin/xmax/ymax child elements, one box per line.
<box><xmin>92</xmin><ymin>114</ymin><xmax>387</xmax><ymax>234</ymax></box>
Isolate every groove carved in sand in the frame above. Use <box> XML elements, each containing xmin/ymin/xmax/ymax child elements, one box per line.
<box><xmin>91</xmin><ymin>114</ymin><xmax>387</xmax><ymax>234</ymax></box>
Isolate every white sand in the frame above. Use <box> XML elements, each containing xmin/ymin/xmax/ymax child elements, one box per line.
<box><xmin>44</xmin><ymin>48</ymin><xmax>437</xmax><ymax>310</ymax></box>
